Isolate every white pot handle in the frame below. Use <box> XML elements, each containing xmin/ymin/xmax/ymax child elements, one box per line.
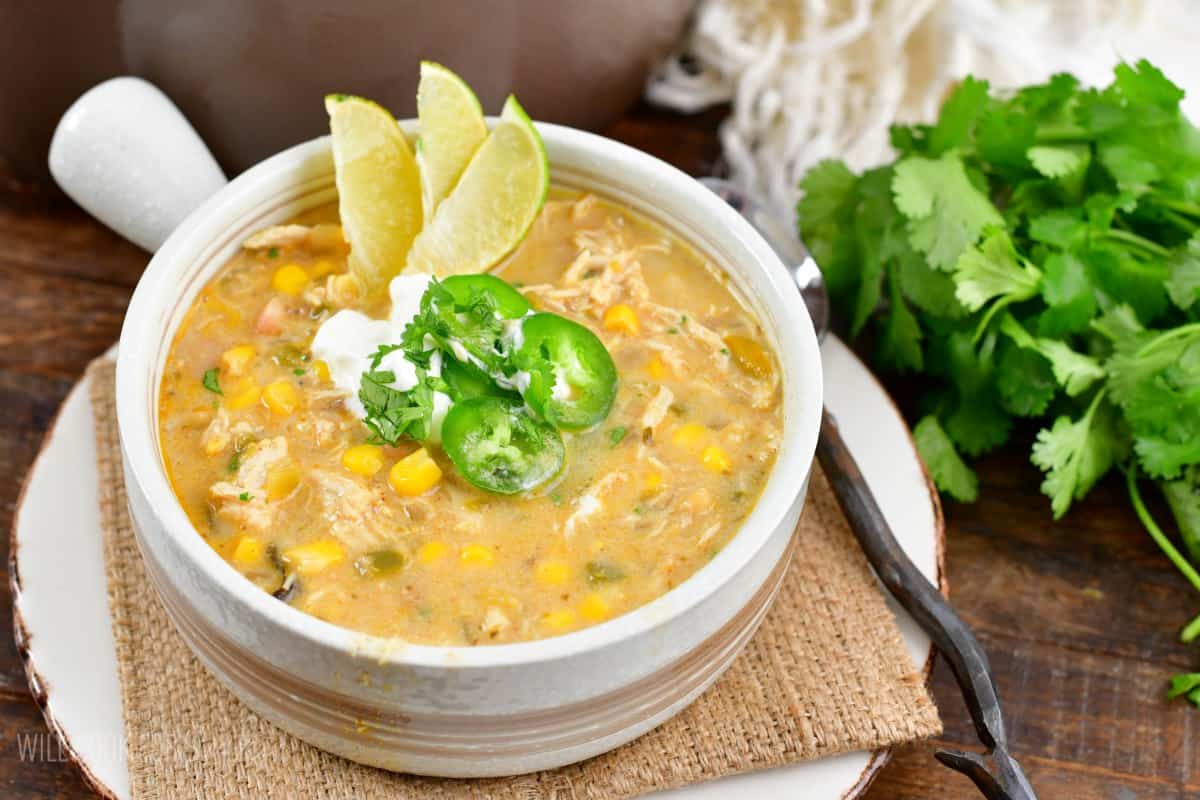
<box><xmin>48</xmin><ymin>77</ymin><xmax>227</xmax><ymax>252</ymax></box>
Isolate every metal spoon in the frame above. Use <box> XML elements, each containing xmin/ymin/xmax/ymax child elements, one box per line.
<box><xmin>700</xmin><ymin>177</ymin><xmax>1038</xmax><ymax>800</ymax></box>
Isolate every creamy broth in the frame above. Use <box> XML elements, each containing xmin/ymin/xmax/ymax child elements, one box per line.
<box><xmin>158</xmin><ymin>190</ymin><xmax>782</xmax><ymax>645</ymax></box>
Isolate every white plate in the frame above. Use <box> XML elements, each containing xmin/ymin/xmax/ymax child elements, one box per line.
<box><xmin>10</xmin><ymin>336</ymin><xmax>943</xmax><ymax>800</ymax></box>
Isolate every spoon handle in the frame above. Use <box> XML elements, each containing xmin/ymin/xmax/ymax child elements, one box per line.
<box><xmin>817</xmin><ymin>408</ymin><xmax>1038</xmax><ymax>800</ymax></box>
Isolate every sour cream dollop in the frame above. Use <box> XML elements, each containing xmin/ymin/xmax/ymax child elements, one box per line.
<box><xmin>311</xmin><ymin>273</ymin><xmax>455</xmax><ymax>434</ymax></box>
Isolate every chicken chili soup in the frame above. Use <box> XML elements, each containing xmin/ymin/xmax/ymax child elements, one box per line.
<box><xmin>159</xmin><ymin>191</ymin><xmax>783</xmax><ymax>645</ymax></box>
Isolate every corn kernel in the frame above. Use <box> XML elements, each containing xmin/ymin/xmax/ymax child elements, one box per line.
<box><xmin>232</xmin><ymin>536</ymin><xmax>263</xmax><ymax>565</ymax></box>
<box><xmin>272</xmin><ymin>263</ymin><xmax>309</xmax><ymax>296</ymax></box>
<box><xmin>603</xmin><ymin>303</ymin><xmax>639</xmax><ymax>336</ymax></box>
<box><xmin>226</xmin><ymin>380</ymin><xmax>262</xmax><ymax>411</ymax></box>
<box><xmin>646</xmin><ymin>355</ymin><xmax>667</xmax><ymax>380</ymax></box>
<box><xmin>724</xmin><ymin>334</ymin><xmax>773</xmax><ymax>379</ymax></box>
<box><xmin>313</xmin><ymin>359</ymin><xmax>331</xmax><ymax>383</ymax></box>
<box><xmin>266</xmin><ymin>463</ymin><xmax>301</xmax><ymax>500</ymax></box>
<box><xmin>644</xmin><ymin>470</ymin><xmax>663</xmax><ymax>493</ymax></box>
<box><xmin>579</xmin><ymin>593</ymin><xmax>611</xmax><ymax>623</ymax></box>
<box><xmin>535</xmin><ymin>560</ymin><xmax>570</xmax><ymax>585</ymax></box>
<box><xmin>671</xmin><ymin>422</ymin><xmax>708</xmax><ymax>450</ymax></box>
<box><xmin>417</xmin><ymin>540</ymin><xmax>448</xmax><ymax>564</ymax></box>
<box><xmin>542</xmin><ymin>609</ymin><xmax>577</xmax><ymax>630</ymax></box>
<box><xmin>701</xmin><ymin>445</ymin><xmax>733</xmax><ymax>474</ymax></box>
<box><xmin>204</xmin><ymin>431</ymin><xmax>229</xmax><ymax>455</ymax></box>
<box><xmin>308</xmin><ymin>258</ymin><xmax>337</xmax><ymax>279</ymax></box>
<box><xmin>284</xmin><ymin>539</ymin><xmax>345</xmax><ymax>575</ymax></box>
<box><xmin>460</xmin><ymin>543</ymin><xmax>495</xmax><ymax>566</ymax></box>
<box><xmin>220</xmin><ymin>344</ymin><xmax>256</xmax><ymax>377</ymax></box>
<box><xmin>342</xmin><ymin>444</ymin><xmax>384</xmax><ymax>476</ymax></box>
<box><xmin>262</xmin><ymin>380</ymin><xmax>301</xmax><ymax>415</ymax></box>
<box><xmin>389</xmin><ymin>448</ymin><xmax>442</xmax><ymax>496</ymax></box>
<box><xmin>608</xmin><ymin>259</ymin><xmax>624</xmax><ymax>273</ymax></box>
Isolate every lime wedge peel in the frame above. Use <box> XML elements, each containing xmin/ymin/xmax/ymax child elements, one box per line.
<box><xmin>406</xmin><ymin>95</ymin><xmax>549</xmax><ymax>277</ymax></box>
<box><xmin>325</xmin><ymin>94</ymin><xmax>424</xmax><ymax>292</ymax></box>
<box><xmin>416</xmin><ymin>61</ymin><xmax>489</xmax><ymax>223</ymax></box>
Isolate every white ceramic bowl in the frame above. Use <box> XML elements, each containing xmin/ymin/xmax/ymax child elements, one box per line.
<box><xmin>74</xmin><ymin>79</ymin><xmax>823</xmax><ymax>777</ymax></box>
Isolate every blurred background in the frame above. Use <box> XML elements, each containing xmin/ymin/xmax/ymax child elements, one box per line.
<box><xmin>2</xmin><ymin>0</ymin><xmax>1198</xmax><ymax>221</ymax></box>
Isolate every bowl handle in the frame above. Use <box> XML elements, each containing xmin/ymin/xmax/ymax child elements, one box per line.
<box><xmin>48</xmin><ymin>77</ymin><xmax>227</xmax><ymax>252</ymax></box>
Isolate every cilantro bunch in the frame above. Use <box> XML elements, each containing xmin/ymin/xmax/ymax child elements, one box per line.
<box><xmin>798</xmin><ymin>61</ymin><xmax>1200</xmax><ymax>690</ymax></box>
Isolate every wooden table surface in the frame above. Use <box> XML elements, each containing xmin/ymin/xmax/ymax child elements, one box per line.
<box><xmin>0</xmin><ymin>104</ymin><xmax>1195</xmax><ymax>799</ymax></box>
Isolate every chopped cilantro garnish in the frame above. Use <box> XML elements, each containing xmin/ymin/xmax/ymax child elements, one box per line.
<box><xmin>267</xmin><ymin>246</ymin><xmax>279</xmax><ymax>259</ymax></box>
<box><xmin>293</xmin><ymin>368</ymin><xmax>306</xmax><ymax>376</ymax></box>
<box><xmin>609</xmin><ymin>426</ymin><xmax>627</xmax><ymax>446</ymax></box>
<box><xmin>238</xmin><ymin>492</ymin><xmax>252</xmax><ymax>502</ymax></box>
<box><xmin>202</xmin><ymin>368</ymin><xmax>222</xmax><ymax>395</ymax></box>
<box><xmin>227</xmin><ymin>452</ymin><xmax>240</xmax><ymax>473</ymax></box>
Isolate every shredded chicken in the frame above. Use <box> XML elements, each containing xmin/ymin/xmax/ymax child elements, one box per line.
<box><xmin>243</xmin><ymin>224</ymin><xmax>312</xmax><ymax>250</ymax></box>
<box><xmin>201</xmin><ymin>409</ymin><xmax>232</xmax><ymax>454</ymax></box>
<box><xmin>203</xmin><ymin>410</ymin><xmax>259</xmax><ymax>454</ymax></box>
<box><xmin>562</xmin><ymin>472</ymin><xmax>627</xmax><ymax>540</ymax></box>
<box><xmin>482</xmin><ymin>607</ymin><xmax>512</xmax><ymax>637</ymax></box>
<box><xmin>309</xmin><ymin>469</ymin><xmax>400</xmax><ymax>553</ymax></box>
<box><xmin>641</xmin><ymin>386</ymin><xmax>674</xmax><ymax>434</ymax></box>
<box><xmin>209</xmin><ymin>437</ymin><xmax>288</xmax><ymax>531</ymax></box>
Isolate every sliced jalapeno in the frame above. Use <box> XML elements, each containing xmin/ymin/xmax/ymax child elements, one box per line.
<box><xmin>515</xmin><ymin>313</ymin><xmax>617</xmax><ymax>430</ymax></box>
<box><xmin>440</xmin><ymin>274</ymin><xmax>531</xmax><ymax>319</ymax></box>
<box><xmin>441</xmin><ymin>397</ymin><xmax>564</xmax><ymax>494</ymax></box>
<box><xmin>441</xmin><ymin>356</ymin><xmax>520</xmax><ymax>402</ymax></box>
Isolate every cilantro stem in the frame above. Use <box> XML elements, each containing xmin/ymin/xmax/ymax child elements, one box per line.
<box><xmin>1155</xmin><ymin>196</ymin><xmax>1200</xmax><ymax>219</ymax></box>
<box><xmin>1161</xmin><ymin>208</ymin><xmax>1199</xmax><ymax>234</ymax></box>
<box><xmin>1137</xmin><ymin>321</ymin><xmax>1200</xmax><ymax>357</ymax></box>
<box><xmin>1034</xmin><ymin>123</ymin><xmax>1090</xmax><ymax>144</ymax></box>
<box><xmin>1127</xmin><ymin>467</ymin><xmax>1200</xmax><ymax>595</ymax></box>
<box><xmin>1182</xmin><ymin>611</ymin><xmax>1200</xmax><ymax>644</ymax></box>
<box><xmin>1103</xmin><ymin>228</ymin><xmax>1170</xmax><ymax>258</ymax></box>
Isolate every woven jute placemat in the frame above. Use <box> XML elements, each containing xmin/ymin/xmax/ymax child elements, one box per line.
<box><xmin>88</xmin><ymin>359</ymin><xmax>939</xmax><ymax>799</ymax></box>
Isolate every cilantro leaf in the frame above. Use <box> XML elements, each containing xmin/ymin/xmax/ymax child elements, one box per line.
<box><xmin>202</xmin><ymin>367</ymin><xmax>223</xmax><ymax>395</ymax></box>
<box><xmin>1037</xmin><ymin>252</ymin><xmax>1097</xmax><ymax>337</ymax></box>
<box><xmin>1167</xmin><ymin>232</ymin><xmax>1200</xmax><ymax>310</ymax></box>
<box><xmin>1113</xmin><ymin>59</ymin><xmax>1186</xmax><ymax>110</ymax></box>
<box><xmin>1027</xmin><ymin>145</ymin><xmax>1088</xmax><ymax>179</ymax></box>
<box><xmin>995</xmin><ymin>340</ymin><xmax>1056</xmax><ymax>417</ymax></box>
<box><xmin>876</xmin><ymin>268</ymin><xmax>923</xmax><ymax>372</ymax></box>
<box><xmin>1136</xmin><ymin>436</ymin><xmax>1200</xmax><ymax>480</ymax></box>
<box><xmin>892</xmin><ymin>151</ymin><xmax>1003</xmax><ymax>270</ymax></box>
<box><xmin>895</xmin><ymin>250</ymin><xmax>966</xmax><ymax>319</ymax></box>
<box><xmin>1032</xmin><ymin>393</ymin><xmax>1125</xmax><ymax>518</ymax></box>
<box><xmin>1086</xmin><ymin>244</ymin><xmax>1169</xmax><ymax>324</ymax></box>
<box><xmin>1029</xmin><ymin>210</ymin><xmax>1087</xmax><ymax>249</ymax></box>
<box><xmin>998</xmin><ymin>313</ymin><xmax>1104</xmax><ymax>396</ymax></box>
<box><xmin>913</xmin><ymin>415</ymin><xmax>979</xmax><ymax>502</ymax></box>
<box><xmin>797</xmin><ymin>159</ymin><xmax>858</xmax><ymax>228</ymax></box>
<box><xmin>953</xmin><ymin>229</ymin><xmax>1042</xmax><ymax>313</ymax></box>
<box><xmin>359</xmin><ymin>367</ymin><xmax>439</xmax><ymax>445</ymax></box>
<box><xmin>1162</xmin><ymin>466</ymin><xmax>1200</xmax><ymax>562</ymax></box>
<box><xmin>1168</xmin><ymin>673</ymin><xmax>1200</xmax><ymax>707</ymax></box>
<box><xmin>927</xmin><ymin>76</ymin><xmax>990</xmax><ymax>155</ymax></box>
<box><xmin>933</xmin><ymin>331</ymin><xmax>1012</xmax><ymax>456</ymax></box>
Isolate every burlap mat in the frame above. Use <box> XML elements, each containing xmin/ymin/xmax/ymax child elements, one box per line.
<box><xmin>88</xmin><ymin>359</ymin><xmax>939</xmax><ymax>799</ymax></box>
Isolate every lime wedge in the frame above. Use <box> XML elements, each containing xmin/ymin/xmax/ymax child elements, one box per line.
<box><xmin>325</xmin><ymin>94</ymin><xmax>423</xmax><ymax>291</ymax></box>
<box><xmin>406</xmin><ymin>96</ymin><xmax>548</xmax><ymax>276</ymax></box>
<box><xmin>416</xmin><ymin>62</ymin><xmax>488</xmax><ymax>222</ymax></box>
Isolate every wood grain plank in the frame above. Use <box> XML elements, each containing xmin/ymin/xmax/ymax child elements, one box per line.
<box><xmin>0</xmin><ymin>690</ymin><xmax>96</xmax><ymax>798</ymax></box>
<box><xmin>0</xmin><ymin>169</ymin><xmax>147</xmax><ymax>288</ymax></box>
